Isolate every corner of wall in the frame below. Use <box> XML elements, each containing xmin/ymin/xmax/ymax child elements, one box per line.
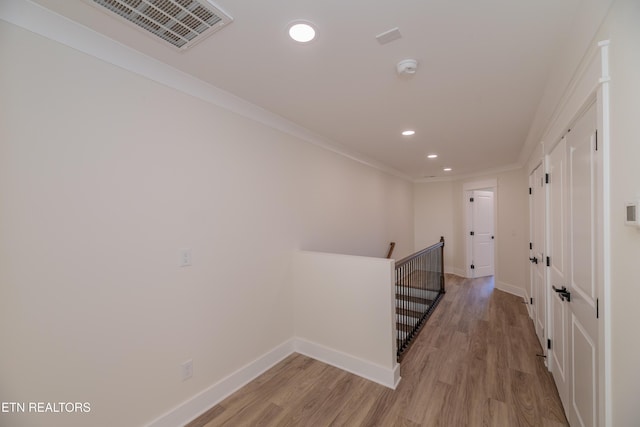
<box><xmin>146</xmin><ymin>339</ymin><xmax>295</xmax><ymax>427</ymax></box>
<box><xmin>293</xmin><ymin>338</ymin><xmax>400</xmax><ymax>390</ymax></box>
<box><xmin>494</xmin><ymin>280</ymin><xmax>527</xmax><ymax>300</ymax></box>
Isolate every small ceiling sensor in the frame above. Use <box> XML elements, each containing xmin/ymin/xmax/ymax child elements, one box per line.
<box><xmin>427</xmin><ymin>154</ymin><xmax>438</xmax><ymax>159</ymax></box>
<box><xmin>397</xmin><ymin>59</ymin><xmax>418</xmax><ymax>75</ymax></box>
<box><xmin>288</xmin><ymin>21</ymin><xmax>316</xmax><ymax>43</ymax></box>
<box><xmin>402</xmin><ymin>130</ymin><xmax>415</xmax><ymax>136</ymax></box>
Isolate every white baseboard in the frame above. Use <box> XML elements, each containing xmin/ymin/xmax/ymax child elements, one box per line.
<box><xmin>293</xmin><ymin>338</ymin><xmax>401</xmax><ymax>389</ymax></box>
<box><xmin>146</xmin><ymin>336</ymin><xmax>402</xmax><ymax>426</ymax></box>
<box><xmin>146</xmin><ymin>339</ymin><xmax>295</xmax><ymax>427</ymax></box>
<box><xmin>495</xmin><ymin>280</ymin><xmax>527</xmax><ymax>300</ymax></box>
<box><xmin>445</xmin><ymin>266</ymin><xmax>466</xmax><ymax>276</ymax></box>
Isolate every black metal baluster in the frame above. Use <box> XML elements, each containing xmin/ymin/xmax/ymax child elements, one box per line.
<box><xmin>395</xmin><ymin>238</ymin><xmax>446</xmax><ymax>361</ymax></box>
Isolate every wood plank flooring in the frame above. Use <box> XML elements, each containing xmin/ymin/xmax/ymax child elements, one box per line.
<box><xmin>186</xmin><ymin>275</ymin><xmax>568</xmax><ymax>427</ymax></box>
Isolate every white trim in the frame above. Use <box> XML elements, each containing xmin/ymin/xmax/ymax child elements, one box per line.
<box><xmin>145</xmin><ymin>335</ymin><xmax>402</xmax><ymax>426</ymax></box>
<box><xmin>145</xmin><ymin>334</ymin><xmax>403</xmax><ymax>426</ymax></box>
<box><xmin>598</xmin><ymin>39</ymin><xmax>612</xmax><ymax>427</ymax></box>
<box><xmin>0</xmin><ymin>0</ymin><xmax>412</xmax><ymax>183</ymax></box>
<box><xmin>0</xmin><ymin>0</ymin><xmax>538</xmax><ymax>184</ymax></box>
<box><xmin>145</xmin><ymin>339</ymin><xmax>296</xmax><ymax>427</ymax></box>
<box><xmin>495</xmin><ymin>280</ymin><xmax>527</xmax><ymax>299</ymax></box>
<box><xmin>463</xmin><ymin>178</ymin><xmax>498</xmax><ymax>191</ymax></box>
<box><xmin>415</xmin><ymin>163</ymin><xmax>522</xmax><ymax>184</ymax></box>
<box><xmin>293</xmin><ymin>338</ymin><xmax>401</xmax><ymax>390</ymax></box>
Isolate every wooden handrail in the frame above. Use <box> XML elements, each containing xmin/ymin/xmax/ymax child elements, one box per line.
<box><xmin>395</xmin><ymin>236</ymin><xmax>444</xmax><ymax>269</ymax></box>
<box><xmin>386</xmin><ymin>242</ymin><xmax>396</xmax><ymax>259</ymax></box>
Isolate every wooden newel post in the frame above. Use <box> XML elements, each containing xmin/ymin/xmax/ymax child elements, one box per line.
<box><xmin>440</xmin><ymin>236</ymin><xmax>445</xmax><ymax>293</ymax></box>
<box><xmin>386</xmin><ymin>242</ymin><xmax>396</xmax><ymax>259</ymax></box>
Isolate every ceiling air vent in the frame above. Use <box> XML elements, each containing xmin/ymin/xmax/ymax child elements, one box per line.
<box><xmin>90</xmin><ymin>0</ymin><xmax>233</xmax><ymax>50</ymax></box>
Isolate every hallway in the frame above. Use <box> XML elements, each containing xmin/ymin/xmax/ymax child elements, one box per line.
<box><xmin>188</xmin><ymin>275</ymin><xmax>567</xmax><ymax>426</ymax></box>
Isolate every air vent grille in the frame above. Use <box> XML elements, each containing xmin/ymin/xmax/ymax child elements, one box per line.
<box><xmin>91</xmin><ymin>0</ymin><xmax>232</xmax><ymax>49</ymax></box>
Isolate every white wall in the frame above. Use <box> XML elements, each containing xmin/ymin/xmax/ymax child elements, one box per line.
<box><xmin>413</xmin><ymin>180</ymin><xmax>455</xmax><ymax>270</ymax></box>
<box><xmin>489</xmin><ymin>169</ymin><xmax>530</xmax><ymax>294</ymax></box>
<box><xmin>292</xmin><ymin>251</ymin><xmax>398</xmax><ymax>387</ymax></box>
<box><xmin>596</xmin><ymin>0</ymin><xmax>640</xmax><ymax>423</ymax></box>
<box><xmin>522</xmin><ymin>0</ymin><xmax>640</xmax><ymax>424</ymax></box>
<box><xmin>0</xmin><ymin>20</ymin><xmax>414</xmax><ymax>427</ymax></box>
<box><xmin>298</xmin><ymin>153</ymin><xmax>415</xmax><ymax>259</ymax></box>
<box><xmin>414</xmin><ymin>168</ymin><xmax>529</xmax><ymax>293</ymax></box>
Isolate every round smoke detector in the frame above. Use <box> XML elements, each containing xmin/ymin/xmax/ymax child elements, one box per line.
<box><xmin>397</xmin><ymin>59</ymin><xmax>418</xmax><ymax>75</ymax></box>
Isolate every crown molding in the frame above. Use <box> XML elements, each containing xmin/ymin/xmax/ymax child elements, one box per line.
<box><xmin>413</xmin><ymin>162</ymin><xmax>524</xmax><ymax>184</ymax></box>
<box><xmin>0</xmin><ymin>0</ymin><xmax>412</xmax><ymax>182</ymax></box>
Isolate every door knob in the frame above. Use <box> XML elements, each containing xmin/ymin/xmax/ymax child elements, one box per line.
<box><xmin>529</xmin><ymin>257</ymin><xmax>538</xmax><ymax>264</ymax></box>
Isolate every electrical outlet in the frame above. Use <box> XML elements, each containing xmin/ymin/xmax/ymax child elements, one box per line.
<box><xmin>179</xmin><ymin>248</ymin><xmax>192</xmax><ymax>267</ymax></box>
<box><xmin>181</xmin><ymin>359</ymin><xmax>193</xmax><ymax>381</ymax></box>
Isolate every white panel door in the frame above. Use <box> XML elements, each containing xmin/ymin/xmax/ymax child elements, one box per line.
<box><xmin>529</xmin><ymin>171</ymin><xmax>536</xmax><ymax>318</ymax></box>
<box><xmin>548</xmin><ymin>101</ymin><xmax>601</xmax><ymax>427</ymax></box>
<box><xmin>530</xmin><ymin>164</ymin><xmax>546</xmax><ymax>348</ymax></box>
<box><xmin>566</xmin><ymin>102</ymin><xmax>600</xmax><ymax>427</ymax></box>
<box><xmin>472</xmin><ymin>190</ymin><xmax>494</xmax><ymax>278</ymax></box>
<box><xmin>548</xmin><ymin>137</ymin><xmax>569</xmax><ymax>408</ymax></box>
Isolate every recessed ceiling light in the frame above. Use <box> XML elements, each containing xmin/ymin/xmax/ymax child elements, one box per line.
<box><xmin>402</xmin><ymin>130</ymin><xmax>415</xmax><ymax>136</ymax></box>
<box><xmin>288</xmin><ymin>21</ymin><xmax>316</xmax><ymax>43</ymax></box>
<box><xmin>427</xmin><ymin>154</ymin><xmax>438</xmax><ymax>159</ymax></box>
<box><xmin>443</xmin><ymin>167</ymin><xmax>452</xmax><ymax>172</ymax></box>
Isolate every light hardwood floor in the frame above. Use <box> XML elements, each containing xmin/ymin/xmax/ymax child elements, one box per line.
<box><xmin>187</xmin><ymin>275</ymin><xmax>568</xmax><ymax>426</ymax></box>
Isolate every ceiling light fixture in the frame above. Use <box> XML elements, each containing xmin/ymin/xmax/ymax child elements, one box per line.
<box><xmin>427</xmin><ymin>154</ymin><xmax>438</xmax><ymax>159</ymax></box>
<box><xmin>402</xmin><ymin>130</ymin><xmax>415</xmax><ymax>136</ymax></box>
<box><xmin>288</xmin><ymin>21</ymin><xmax>316</xmax><ymax>43</ymax></box>
<box><xmin>443</xmin><ymin>167</ymin><xmax>452</xmax><ymax>172</ymax></box>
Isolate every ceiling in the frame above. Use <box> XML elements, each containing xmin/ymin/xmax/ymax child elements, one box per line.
<box><xmin>32</xmin><ymin>0</ymin><xmax>583</xmax><ymax>180</ymax></box>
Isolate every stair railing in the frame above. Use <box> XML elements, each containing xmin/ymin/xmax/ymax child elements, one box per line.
<box><xmin>395</xmin><ymin>236</ymin><xmax>445</xmax><ymax>361</ymax></box>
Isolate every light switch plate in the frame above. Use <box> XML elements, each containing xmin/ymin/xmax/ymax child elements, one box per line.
<box><xmin>179</xmin><ymin>248</ymin><xmax>192</xmax><ymax>267</ymax></box>
<box><xmin>181</xmin><ymin>359</ymin><xmax>193</xmax><ymax>381</ymax></box>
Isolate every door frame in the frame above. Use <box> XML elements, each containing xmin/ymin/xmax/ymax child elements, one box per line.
<box><xmin>463</xmin><ymin>179</ymin><xmax>497</xmax><ymax>279</ymax></box>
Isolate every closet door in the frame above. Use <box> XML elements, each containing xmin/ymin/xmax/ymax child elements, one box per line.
<box><xmin>548</xmin><ymin>137</ymin><xmax>570</xmax><ymax>407</ymax></box>
<box><xmin>566</xmin><ymin>102</ymin><xmax>600</xmax><ymax>427</ymax></box>
<box><xmin>529</xmin><ymin>164</ymin><xmax>546</xmax><ymax>349</ymax></box>
<box><xmin>548</xmin><ymin>101</ymin><xmax>601</xmax><ymax>427</ymax></box>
